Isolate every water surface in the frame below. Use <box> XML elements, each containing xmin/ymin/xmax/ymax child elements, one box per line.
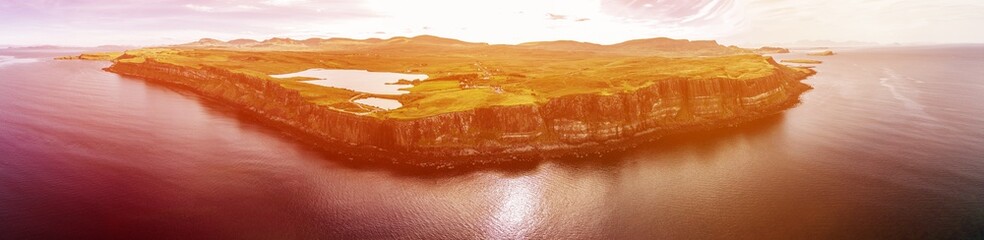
<box><xmin>0</xmin><ymin>55</ymin><xmax>39</xmax><ymax>67</ymax></box>
<box><xmin>270</xmin><ymin>68</ymin><xmax>427</xmax><ymax>95</ymax></box>
<box><xmin>353</xmin><ymin>97</ymin><xmax>403</xmax><ymax>110</ymax></box>
<box><xmin>270</xmin><ymin>68</ymin><xmax>427</xmax><ymax>110</ymax></box>
<box><xmin>1</xmin><ymin>46</ymin><xmax>983</xmax><ymax>239</ymax></box>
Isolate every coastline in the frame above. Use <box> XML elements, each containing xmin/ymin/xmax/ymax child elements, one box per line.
<box><xmin>101</xmin><ymin>57</ymin><xmax>814</xmax><ymax>168</ymax></box>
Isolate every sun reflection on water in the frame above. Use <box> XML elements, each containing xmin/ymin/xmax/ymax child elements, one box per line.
<box><xmin>486</xmin><ymin>176</ymin><xmax>541</xmax><ymax>239</ymax></box>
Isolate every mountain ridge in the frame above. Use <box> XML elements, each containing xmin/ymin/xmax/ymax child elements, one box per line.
<box><xmin>174</xmin><ymin>35</ymin><xmax>752</xmax><ymax>56</ymax></box>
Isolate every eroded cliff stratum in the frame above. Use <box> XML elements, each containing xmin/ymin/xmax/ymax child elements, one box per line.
<box><xmin>78</xmin><ymin>35</ymin><xmax>815</xmax><ymax>165</ymax></box>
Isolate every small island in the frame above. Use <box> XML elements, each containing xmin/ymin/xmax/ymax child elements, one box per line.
<box><xmin>753</xmin><ymin>46</ymin><xmax>791</xmax><ymax>54</ymax></box>
<box><xmin>808</xmin><ymin>50</ymin><xmax>836</xmax><ymax>56</ymax></box>
<box><xmin>61</xmin><ymin>35</ymin><xmax>815</xmax><ymax>167</ymax></box>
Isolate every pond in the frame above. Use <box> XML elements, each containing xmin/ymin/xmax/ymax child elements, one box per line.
<box><xmin>270</xmin><ymin>69</ymin><xmax>427</xmax><ymax>110</ymax></box>
<box><xmin>270</xmin><ymin>69</ymin><xmax>427</xmax><ymax>95</ymax></box>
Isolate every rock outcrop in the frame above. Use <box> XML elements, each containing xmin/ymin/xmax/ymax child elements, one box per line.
<box><xmin>753</xmin><ymin>46</ymin><xmax>791</xmax><ymax>54</ymax></box>
<box><xmin>808</xmin><ymin>50</ymin><xmax>835</xmax><ymax>56</ymax></box>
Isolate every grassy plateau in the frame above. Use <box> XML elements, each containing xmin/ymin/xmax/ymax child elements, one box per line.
<box><xmin>70</xmin><ymin>35</ymin><xmax>811</xmax><ymax>120</ymax></box>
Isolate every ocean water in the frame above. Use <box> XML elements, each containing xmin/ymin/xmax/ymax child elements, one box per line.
<box><xmin>1</xmin><ymin>46</ymin><xmax>983</xmax><ymax>239</ymax></box>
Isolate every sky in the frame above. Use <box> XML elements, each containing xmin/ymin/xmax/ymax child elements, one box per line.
<box><xmin>1</xmin><ymin>0</ymin><xmax>983</xmax><ymax>47</ymax></box>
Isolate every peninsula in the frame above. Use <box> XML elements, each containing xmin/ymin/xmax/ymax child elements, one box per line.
<box><xmin>64</xmin><ymin>35</ymin><xmax>815</xmax><ymax>167</ymax></box>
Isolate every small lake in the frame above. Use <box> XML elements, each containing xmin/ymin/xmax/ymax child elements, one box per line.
<box><xmin>270</xmin><ymin>69</ymin><xmax>427</xmax><ymax>110</ymax></box>
<box><xmin>270</xmin><ymin>69</ymin><xmax>427</xmax><ymax>95</ymax></box>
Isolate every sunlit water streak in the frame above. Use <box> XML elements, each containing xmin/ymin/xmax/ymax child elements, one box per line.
<box><xmin>0</xmin><ymin>55</ymin><xmax>39</xmax><ymax>67</ymax></box>
<box><xmin>485</xmin><ymin>176</ymin><xmax>540</xmax><ymax>239</ymax></box>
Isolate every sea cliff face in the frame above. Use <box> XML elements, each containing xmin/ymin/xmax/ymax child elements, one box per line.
<box><xmin>105</xmin><ymin>57</ymin><xmax>813</xmax><ymax>166</ymax></box>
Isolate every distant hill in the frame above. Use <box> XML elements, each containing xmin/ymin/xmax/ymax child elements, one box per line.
<box><xmin>518</xmin><ymin>37</ymin><xmax>750</xmax><ymax>56</ymax></box>
<box><xmin>611</xmin><ymin>38</ymin><xmax>719</xmax><ymax>50</ymax></box>
<box><xmin>227</xmin><ymin>39</ymin><xmax>259</xmax><ymax>45</ymax></box>
<box><xmin>517</xmin><ymin>40</ymin><xmax>604</xmax><ymax>52</ymax></box>
<box><xmin>384</xmin><ymin>35</ymin><xmax>478</xmax><ymax>45</ymax></box>
<box><xmin>171</xmin><ymin>35</ymin><xmax>751</xmax><ymax>57</ymax></box>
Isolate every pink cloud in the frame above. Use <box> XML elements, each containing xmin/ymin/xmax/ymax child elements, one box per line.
<box><xmin>2</xmin><ymin>0</ymin><xmax>983</xmax><ymax>46</ymax></box>
<box><xmin>602</xmin><ymin>0</ymin><xmax>734</xmax><ymax>24</ymax></box>
<box><xmin>0</xmin><ymin>0</ymin><xmax>375</xmax><ymax>45</ymax></box>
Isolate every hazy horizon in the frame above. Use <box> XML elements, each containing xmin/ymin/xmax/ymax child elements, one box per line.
<box><xmin>8</xmin><ymin>35</ymin><xmax>984</xmax><ymax>49</ymax></box>
<box><xmin>8</xmin><ymin>34</ymin><xmax>984</xmax><ymax>49</ymax></box>
<box><xmin>2</xmin><ymin>0</ymin><xmax>983</xmax><ymax>47</ymax></box>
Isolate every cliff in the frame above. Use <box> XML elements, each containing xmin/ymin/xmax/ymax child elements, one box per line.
<box><xmin>104</xmin><ymin>56</ymin><xmax>814</xmax><ymax>167</ymax></box>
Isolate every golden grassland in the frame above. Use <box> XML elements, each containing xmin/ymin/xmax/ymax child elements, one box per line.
<box><xmin>82</xmin><ymin>36</ymin><xmax>809</xmax><ymax>119</ymax></box>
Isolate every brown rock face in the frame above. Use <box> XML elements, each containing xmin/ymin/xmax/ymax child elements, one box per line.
<box><xmin>104</xmin><ymin>58</ymin><xmax>813</xmax><ymax>166</ymax></box>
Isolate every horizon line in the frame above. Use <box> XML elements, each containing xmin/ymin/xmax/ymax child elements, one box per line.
<box><xmin>3</xmin><ymin>34</ymin><xmax>982</xmax><ymax>49</ymax></box>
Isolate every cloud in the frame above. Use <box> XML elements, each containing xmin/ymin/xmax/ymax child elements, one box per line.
<box><xmin>261</xmin><ymin>0</ymin><xmax>310</xmax><ymax>6</ymax></box>
<box><xmin>236</xmin><ymin>5</ymin><xmax>262</xmax><ymax>11</ymax></box>
<box><xmin>2</xmin><ymin>0</ymin><xmax>983</xmax><ymax>46</ymax></box>
<box><xmin>725</xmin><ymin>0</ymin><xmax>984</xmax><ymax>45</ymax></box>
<box><xmin>184</xmin><ymin>4</ymin><xmax>262</xmax><ymax>13</ymax></box>
<box><xmin>184</xmin><ymin>4</ymin><xmax>214</xmax><ymax>12</ymax></box>
<box><xmin>602</xmin><ymin>0</ymin><xmax>736</xmax><ymax>25</ymax></box>
<box><xmin>0</xmin><ymin>0</ymin><xmax>375</xmax><ymax>46</ymax></box>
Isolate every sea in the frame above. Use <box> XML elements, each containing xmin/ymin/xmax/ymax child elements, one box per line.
<box><xmin>1</xmin><ymin>45</ymin><xmax>983</xmax><ymax>239</ymax></box>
